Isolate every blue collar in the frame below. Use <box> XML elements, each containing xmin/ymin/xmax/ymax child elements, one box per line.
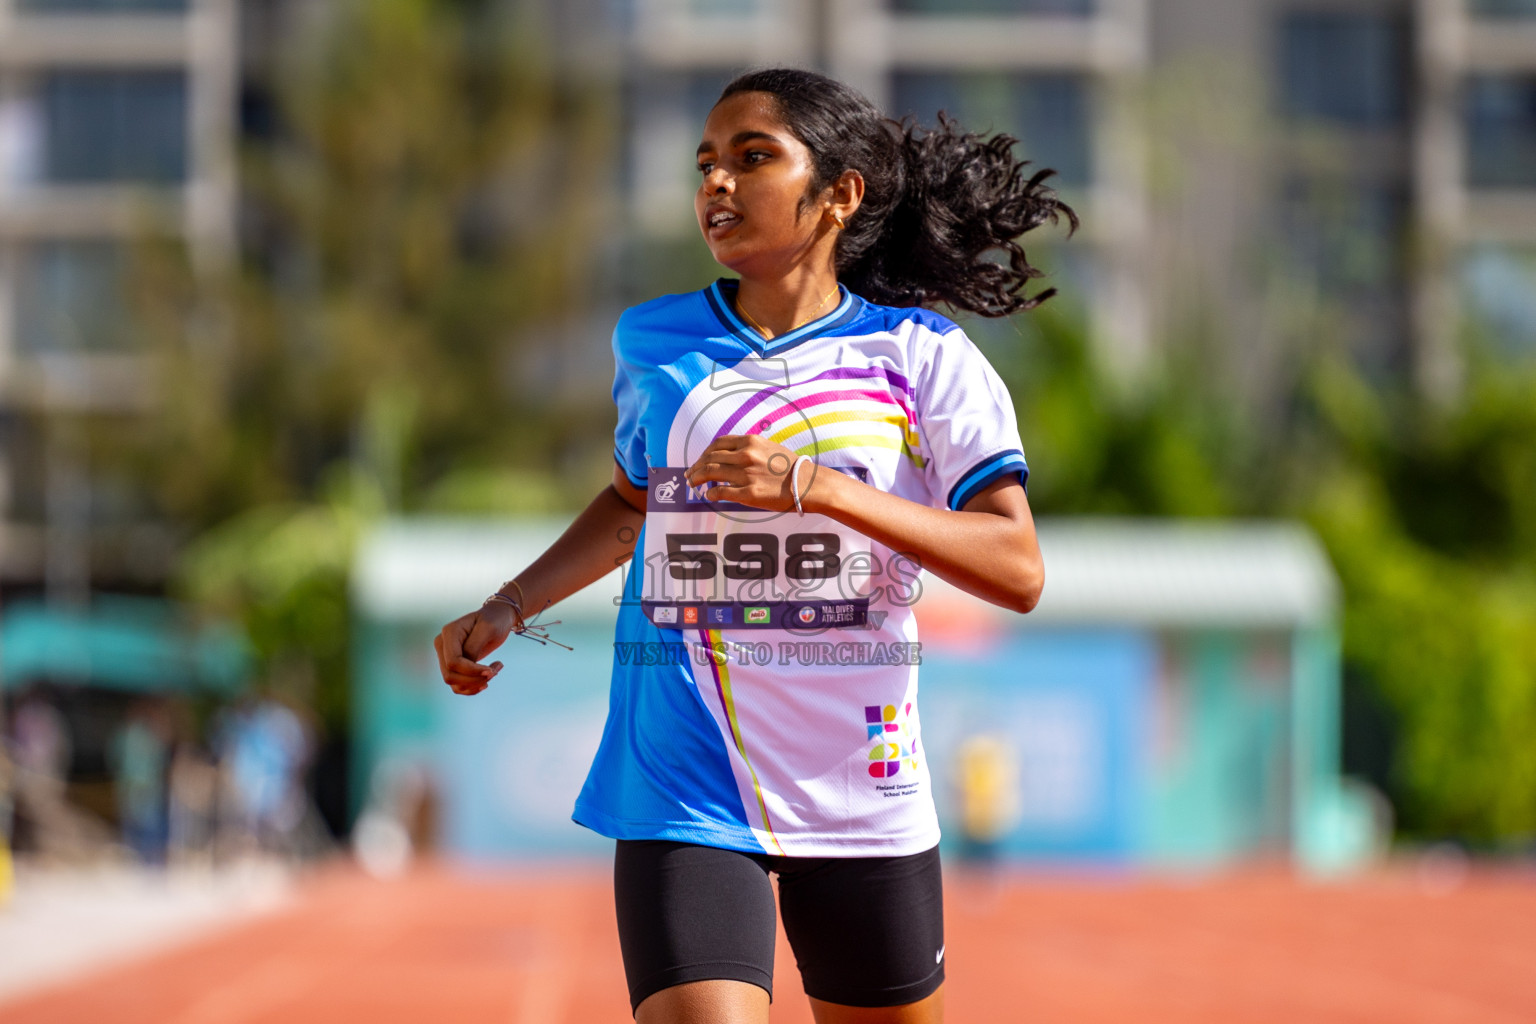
<box><xmin>703</xmin><ymin>278</ymin><xmax>864</xmax><ymax>354</ymax></box>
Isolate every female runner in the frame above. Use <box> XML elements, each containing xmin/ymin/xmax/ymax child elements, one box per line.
<box><xmin>435</xmin><ymin>67</ymin><xmax>1075</xmax><ymax>1024</ymax></box>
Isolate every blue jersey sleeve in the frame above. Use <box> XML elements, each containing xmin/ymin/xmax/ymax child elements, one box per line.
<box><xmin>612</xmin><ymin>315</ymin><xmax>649</xmax><ymax>489</ymax></box>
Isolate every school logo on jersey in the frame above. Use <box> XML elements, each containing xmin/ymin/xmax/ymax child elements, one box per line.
<box><xmin>745</xmin><ymin>606</ymin><xmax>770</xmax><ymax>624</ymax></box>
<box><xmin>653</xmin><ymin>606</ymin><xmax>677</xmax><ymax>624</ymax></box>
<box><xmin>797</xmin><ymin>606</ymin><xmax>817</xmax><ymax>625</ymax></box>
<box><xmin>865</xmin><ymin>703</ymin><xmax>920</xmax><ymax>780</ymax></box>
<box><xmin>682</xmin><ymin>606</ymin><xmax>699</xmax><ymax>624</ymax></box>
<box><xmin>707</xmin><ymin>606</ymin><xmax>733</xmax><ymax>625</ymax></box>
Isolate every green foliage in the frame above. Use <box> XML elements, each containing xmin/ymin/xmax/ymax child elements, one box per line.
<box><xmin>1299</xmin><ymin>355</ymin><xmax>1536</xmax><ymax>843</ymax></box>
<box><xmin>974</xmin><ymin>301</ymin><xmax>1249</xmax><ymax>519</ymax></box>
<box><xmin>417</xmin><ymin>465</ymin><xmax>567</xmax><ymax>516</ymax></box>
<box><xmin>983</xmin><ymin>294</ymin><xmax>1536</xmax><ymax>844</ymax></box>
<box><xmin>1309</xmin><ymin>470</ymin><xmax>1536</xmax><ymax>843</ymax></box>
<box><xmin>175</xmin><ymin>466</ymin><xmax>382</xmax><ymax>733</ymax></box>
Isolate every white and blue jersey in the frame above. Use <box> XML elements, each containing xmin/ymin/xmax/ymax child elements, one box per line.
<box><xmin>572</xmin><ymin>278</ymin><xmax>1029</xmax><ymax>856</ymax></box>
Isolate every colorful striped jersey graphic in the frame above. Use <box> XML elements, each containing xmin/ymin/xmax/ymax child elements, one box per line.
<box><xmin>571</xmin><ymin>279</ymin><xmax>1028</xmax><ymax>856</ymax></box>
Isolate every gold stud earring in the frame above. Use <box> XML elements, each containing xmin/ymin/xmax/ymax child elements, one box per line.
<box><xmin>831</xmin><ymin>213</ymin><xmax>845</xmax><ymax>230</ymax></box>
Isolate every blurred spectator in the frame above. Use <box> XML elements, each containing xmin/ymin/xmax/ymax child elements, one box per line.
<box><xmin>215</xmin><ymin>695</ymin><xmax>324</xmax><ymax>860</ymax></box>
<box><xmin>352</xmin><ymin>757</ymin><xmax>438</xmax><ymax>879</ymax></box>
<box><xmin>1</xmin><ymin>739</ymin><xmax>12</xmax><ymax>904</ymax></box>
<box><xmin>110</xmin><ymin>700</ymin><xmax>173</xmax><ymax>866</ymax></box>
<box><xmin>8</xmin><ymin>691</ymin><xmax>112</xmax><ymax>863</ymax></box>
<box><xmin>953</xmin><ymin>733</ymin><xmax>1022</xmax><ymax>865</ymax></box>
<box><xmin>13</xmin><ymin>695</ymin><xmax>70</xmax><ymax>802</ymax></box>
<box><xmin>168</xmin><ymin>737</ymin><xmax>220</xmax><ymax>871</ymax></box>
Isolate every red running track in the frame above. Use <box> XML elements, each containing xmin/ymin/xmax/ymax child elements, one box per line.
<box><xmin>4</xmin><ymin>859</ymin><xmax>1534</xmax><ymax>1023</ymax></box>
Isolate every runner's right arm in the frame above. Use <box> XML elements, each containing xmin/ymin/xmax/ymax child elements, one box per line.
<box><xmin>434</xmin><ymin>462</ymin><xmax>645</xmax><ymax>695</ymax></box>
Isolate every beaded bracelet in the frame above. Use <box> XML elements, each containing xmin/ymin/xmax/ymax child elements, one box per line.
<box><xmin>484</xmin><ymin>592</ymin><xmax>526</xmax><ymax>632</ymax></box>
<box><xmin>483</xmin><ymin>583</ymin><xmax>573</xmax><ymax>650</ymax></box>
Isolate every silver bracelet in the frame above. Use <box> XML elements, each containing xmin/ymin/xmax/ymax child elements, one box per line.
<box><xmin>790</xmin><ymin>454</ymin><xmax>812</xmax><ymax>516</ymax></box>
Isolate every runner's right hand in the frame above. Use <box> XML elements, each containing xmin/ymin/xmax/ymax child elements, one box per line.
<box><xmin>435</xmin><ymin>601</ymin><xmax>520</xmax><ymax>696</ymax></box>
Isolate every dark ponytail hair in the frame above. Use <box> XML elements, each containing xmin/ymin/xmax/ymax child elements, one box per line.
<box><xmin>717</xmin><ymin>67</ymin><xmax>1079</xmax><ymax>317</ymax></box>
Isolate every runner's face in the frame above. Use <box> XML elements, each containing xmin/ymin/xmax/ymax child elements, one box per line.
<box><xmin>695</xmin><ymin>92</ymin><xmax>825</xmax><ymax>274</ymax></box>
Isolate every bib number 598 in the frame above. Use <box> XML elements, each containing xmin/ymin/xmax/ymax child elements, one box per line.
<box><xmin>666</xmin><ymin>532</ymin><xmax>840</xmax><ymax>581</ymax></box>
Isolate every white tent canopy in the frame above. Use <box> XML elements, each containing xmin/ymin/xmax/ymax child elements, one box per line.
<box><xmin>353</xmin><ymin>516</ymin><xmax>1338</xmax><ymax>629</ymax></box>
<box><xmin>936</xmin><ymin>517</ymin><xmax>1338</xmax><ymax>628</ymax></box>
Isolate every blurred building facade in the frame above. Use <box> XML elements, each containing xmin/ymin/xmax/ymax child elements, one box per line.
<box><xmin>0</xmin><ymin>0</ymin><xmax>236</xmax><ymax>593</ymax></box>
<box><xmin>2</xmin><ymin>0</ymin><xmax>1536</xmax><ymax>589</ymax></box>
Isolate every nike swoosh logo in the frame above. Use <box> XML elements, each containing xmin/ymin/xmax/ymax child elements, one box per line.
<box><xmin>935</xmin><ymin>944</ymin><xmax>945</xmax><ymax>964</ymax></box>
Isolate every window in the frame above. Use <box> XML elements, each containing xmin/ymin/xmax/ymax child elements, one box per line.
<box><xmin>1462</xmin><ymin>245</ymin><xmax>1536</xmax><ymax>356</ymax></box>
<box><xmin>891</xmin><ymin>0</ymin><xmax>1093</xmax><ymax>14</ymax></box>
<box><xmin>1280</xmin><ymin>179</ymin><xmax>1411</xmax><ymax>373</ymax></box>
<box><xmin>622</xmin><ymin>68</ymin><xmax>735</xmax><ymax>199</ymax></box>
<box><xmin>14</xmin><ymin>241</ymin><xmax>135</xmax><ymax>354</ymax></box>
<box><xmin>42</xmin><ymin>70</ymin><xmax>188</xmax><ymax>183</ymax></box>
<box><xmin>0</xmin><ymin>416</ymin><xmax>45</xmax><ymax>521</ymax></box>
<box><xmin>685</xmin><ymin>70</ymin><xmax>738</xmax><ymax>129</ymax></box>
<box><xmin>1279</xmin><ymin>12</ymin><xmax>1409</xmax><ymax>127</ymax></box>
<box><xmin>1281</xmin><ymin>180</ymin><xmax>1407</xmax><ymax>293</ymax></box>
<box><xmin>1465</xmin><ymin>75</ymin><xmax>1536</xmax><ymax>188</ymax></box>
<box><xmin>17</xmin><ymin>0</ymin><xmax>186</xmax><ymax>11</ymax></box>
<box><xmin>891</xmin><ymin>72</ymin><xmax>1091</xmax><ymax>189</ymax></box>
<box><xmin>688</xmin><ymin>0</ymin><xmax>758</xmax><ymax>13</ymax></box>
<box><xmin>1469</xmin><ymin>0</ymin><xmax>1536</xmax><ymax>16</ymax></box>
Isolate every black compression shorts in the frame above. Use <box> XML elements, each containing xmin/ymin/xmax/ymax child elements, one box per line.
<box><xmin>613</xmin><ymin>838</ymin><xmax>945</xmax><ymax>1015</ymax></box>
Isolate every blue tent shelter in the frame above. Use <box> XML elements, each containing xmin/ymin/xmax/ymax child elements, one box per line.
<box><xmin>0</xmin><ymin>595</ymin><xmax>251</xmax><ymax>696</ymax></box>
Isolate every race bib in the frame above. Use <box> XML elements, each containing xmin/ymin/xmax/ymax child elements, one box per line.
<box><xmin>640</xmin><ymin>465</ymin><xmax>874</xmax><ymax>630</ymax></box>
